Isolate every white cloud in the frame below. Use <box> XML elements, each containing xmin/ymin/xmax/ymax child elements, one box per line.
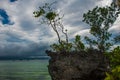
<box><xmin>0</xmin><ymin>0</ymin><xmax>118</xmax><ymax>56</ymax></box>
<box><xmin>97</xmin><ymin>0</ymin><xmax>112</xmax><ymax>6</ymax></box>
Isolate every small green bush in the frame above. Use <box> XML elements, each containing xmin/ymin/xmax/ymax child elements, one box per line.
<box><xmin>105</xmin><ymin>66</ymin><xmax>120</xmax><ymax>80</ymax></box>
<box><xmin>105</xmin><ymin>46</ymin><xmax>120</xmax><ymax>80</ymax></box>
<box><xmin>109</xmin><ymin>46</ymin><xmax>120</xmax><ymax>68</ymax></box>
<box><xmin>50</xmin><ymin>40</ymin><xmax>72</xmax><ymax>52</ymax></box>
<box><xmin>73</xmin><ymin>35</ymin><xmax>85</xmax><ymax>51</ymax></box>
<box><xmin>50</xmin><ymin>35</ymin><xmax>85</xmax><ymax>52</ymax></box>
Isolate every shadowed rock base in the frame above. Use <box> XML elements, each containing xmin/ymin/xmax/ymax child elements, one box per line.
<box><xmin>46</xmin><ymin>50</ymin><xmax>109</xmax><ymax>80</ymax></box>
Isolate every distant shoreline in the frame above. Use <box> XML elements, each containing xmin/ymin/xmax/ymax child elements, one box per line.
<box><xmin>0</xmin><ymin>56</ymin><xmax>50</xmax><ymax>61</ymax></box>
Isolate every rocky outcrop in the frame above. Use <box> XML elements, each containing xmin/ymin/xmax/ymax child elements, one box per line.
<box><xmin>46</xmin><ymin>50</ymin><xmax>109</xmax><ymax>80</ymax></box>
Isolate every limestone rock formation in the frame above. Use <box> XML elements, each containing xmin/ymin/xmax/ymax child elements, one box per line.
<box><xmin>46</xmin><ymin>50</ymin><xmax>109</xmax><ymax>80</ymax></box>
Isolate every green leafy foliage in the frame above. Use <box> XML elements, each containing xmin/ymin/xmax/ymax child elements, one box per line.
<box><xmin>105</xmin><ymin>46</ymin><xmax>120</xmax><ymax>80</ymax></box>
<box><xmin>33</xmin><ymin>8</ymin><xmax>45</xmax><ymax>17</ymax></box>
<box><xmin>105</xmin><ymin>66</ymin><xmax>120</xmax><ymax>80</ymax></box>
<box><xmin>109</xmin><ymin>46</ymin><xmax>120</xmax><ymax>68</ymax></box>
<box><xmin>50</xmin><ymin>40</ymin><xmax>72</xmax><ymax>52</ymax></box>
<box><xmin>83</xmin><ymin>2</ymin><xmax>120</xmax><ymax>52</ymax></box>
<box><xmin>73</xmin><ymin>35</ymin><xmax>85</xmax><ymax>51</ymax></box>
<box><xmin>46</xmin><ymin>12</ymin><xmax>57</xmax><ymax>20</ymax></box>
<box><xmin>33</xmin><ymin>8</ymin><xmax>57</xmax><ymax>20</ymax></box>
<box><xmin>50</xmin><ymin>35</ymin><xmax>85</xmax><ymax>52</ymax></box>
<box><xmin>33</xmin><ymin>2</ymin><xmax>58</xmax><ymax>21</ymax></box>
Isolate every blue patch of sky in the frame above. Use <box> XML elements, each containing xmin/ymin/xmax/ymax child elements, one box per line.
<box><xmin>0</xmin><ymin>9</ymin><xmax>13</xmax><ymax>25</ymax></box>
<box><xmin>10</xmin><ymin>0</ymin><xmax>17</xmax><ymax>2</ymax></box>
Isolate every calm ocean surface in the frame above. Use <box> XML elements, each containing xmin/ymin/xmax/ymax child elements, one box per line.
<box><xmin>0</xmin><ymin>60</ymin><xmax>51</xmax><ymax>80</ymax></box>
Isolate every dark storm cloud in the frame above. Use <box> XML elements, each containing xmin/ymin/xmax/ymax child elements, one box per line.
<box><xmin>0</xmin><ymin>42</ymin><xmax>49</xmax><ymax>57</ymax></box>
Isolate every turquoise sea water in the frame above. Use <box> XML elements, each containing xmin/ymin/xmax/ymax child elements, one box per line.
<box><xmin>0</xmin><ymin>60</ymin><xmax>51</xmax><ymax>80</ymax></box>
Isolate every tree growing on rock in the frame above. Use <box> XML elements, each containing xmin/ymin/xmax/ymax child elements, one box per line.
<box><xmin>33</xmin><ymin>2</ymin><xmax>85</xmax><ymax>52</ymax></box>
<box><xmin>33</xmin><ymin>2</ymin><xmax>68</xmax><ymax>44</ymax></box>
<box><xmin>82</xmin><ymin>1</ymin><xmax>120</xmax><ymax>80</ymax></box>
<box><xmin>83</xmin><ymin>2</ymin><xmax>120</xmax><ymax>53</ymax></box>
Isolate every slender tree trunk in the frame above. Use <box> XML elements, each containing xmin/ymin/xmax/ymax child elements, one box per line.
<box><xmin>59</xmin><ymin>22</ymin><xmax>68</xmax><ymax>43</ymax></box>
<box><xmin>50</xmin><ymin>20</ymin><xmax>61</xmax><ymax>44</ymax></box>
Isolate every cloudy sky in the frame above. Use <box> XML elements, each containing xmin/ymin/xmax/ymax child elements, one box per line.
<box><xmin>0</xmin><ymin>0</ymin><xmax>119</xmax><ymax>57</ymax></box>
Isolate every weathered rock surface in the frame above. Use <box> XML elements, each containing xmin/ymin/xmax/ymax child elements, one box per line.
<box><xmin>46</xmin><ymin>50</ymin><xmax>109</xmax><ymax>80</ymax></box>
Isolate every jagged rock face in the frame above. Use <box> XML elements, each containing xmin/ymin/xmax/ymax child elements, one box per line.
<box><xmin>46</xmin><ymin>50</ymin><xmax>109</xmax><ymax>80</ymax></box>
